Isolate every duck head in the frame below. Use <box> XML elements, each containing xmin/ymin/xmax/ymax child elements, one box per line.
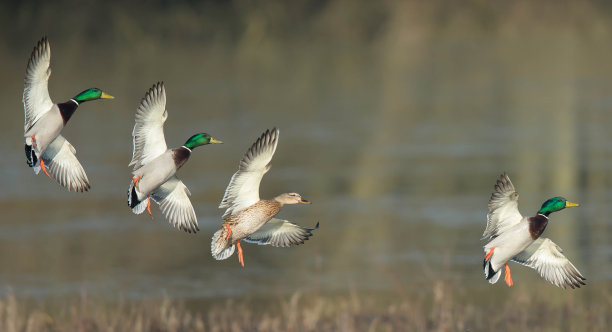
<box><xmin>73</xmin><ymin>88</ymin><xmax>114</xmax><ymax>103</ymax></box>
<box><xmin>274</xmin><ymin>193</ymin><xmax>311</xmax><ymax>205</ymax></box>
<box><xmin>538</xmin><ymin>197</ymin><xmax>579</xmax><ymax>217</ymax></box>
<box><xmin>184</xmin><ymin>133</ymin><xmax>223</xmax><ymax>150</ymax></box>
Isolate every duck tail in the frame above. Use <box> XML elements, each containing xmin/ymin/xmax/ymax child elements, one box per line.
<box><xmin>25</xmin><ymin>140</ymin><xmax>40</xmax><ymax>173</ymax></box>
<box><xmin>127</xmin><ymin>181</ymin><xmax>147</xmax><ymax>214</ymax></box>
<box><xmin>483</xmin><ymin>256</ymin><xmax>502</xmax><ymax>284</ymax></box>
<box><xmin>211</xmin><ymin>229</ymin><xmax>235</xmax><ymax>260</ymax></box>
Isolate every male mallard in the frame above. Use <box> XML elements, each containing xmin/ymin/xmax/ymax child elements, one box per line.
<box><xmin>23</xmin><ymin>37</ymin><xmax>114</xmax><ymax>191</ymax></box>
<box><xmin>482</xmin><ymin>173</ymin><xmax>586</xmax><ymax>288</ymax></box>
<box><xmin>211</xmin><ymin>128</ymin><xmax>318</xmax><ymax>267</ymax></box>
<box><xmin>127</xmin><ymin>82</ymin><xmax>222</xmax><ymax>233</ymax></box>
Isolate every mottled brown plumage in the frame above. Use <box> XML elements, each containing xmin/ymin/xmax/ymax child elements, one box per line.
<box><xmin>211</xmin><ymin>128</ymin><xmax>317</xmax><ymax>266</ymax></box>
<box><xmin>222</xmin><ymin>200</ymin><xmax>282</xmax><ymax>243</ymax></box>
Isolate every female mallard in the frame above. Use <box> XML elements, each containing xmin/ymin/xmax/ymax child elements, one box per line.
<box><xmin>211</xmin><ymin>128</ymin><xmax>318</xmax><ymax>267</ymax></box>
<box><xmin>127</xmin><ymin>82</ymin><xmax>222</xmax><ymax>233</ymax></box>
<box><xmin>482</xmin><ymin>173</ymin><xmax>586</xmax><ymax>288</ymax></box>
<box><xmin>23</xmin><ymin>37</ymin><xmax>114</xmax><ymax>191</ymax></box>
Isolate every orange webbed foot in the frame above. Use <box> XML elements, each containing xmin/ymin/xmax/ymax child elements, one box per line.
<box><xmin>40</xmin><ymin>159</ymin><xmax>51</xmax><ymax>178</ymax></box>
<box><xmin>223</xmin><ymin>224</ymin><xmax>232</xmax><ymax>240</ymax></box>
<box><xmin>485</xmin><ymin>247</ymin><xmax>495</xmax><ymax>261</ymax></box>
<box><xmin>237</xmin><ymin>241</ymin><xmax>244</xmax><ymax>267</ymax></box>
<box><xmin>504</xmin><ymin>263</ymin><xmax>513</xmax><ymax>287</ymax></box>
<box><xmin>132</xmin><ymin>175</ymin><xmax>142</xmax><ymax>189</ymax></box>
<box><xmin>146</xmin><ymin>196</ymin><xmax>153</xmax><ymax>219</ymax></box>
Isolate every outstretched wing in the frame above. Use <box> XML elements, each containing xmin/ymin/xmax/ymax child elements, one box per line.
<box><xmin>244</xmin><ymin>218</ymin><xmax>319</xmax><ymax>247</ymax></box>
<box><xmin>483</xmin><ymin>173</ymin><xmax>524</xmax><ymax>239</ymax></box>
<box><xmin>129</xmin><ymin>82</ymin><xmax>168</xmax><ymax>170</ymax></box>
<box><xmin>23</xmin><ymin>37</ymin><xmax>53</xmax><ymax>132</ymax></box>
<box><xmin>219</xmin><ymin>128</ymin><xmax>279</xmax><ymax>218</ymax></box>
<box><xmin>41</xmin><ymin>135</ymin><xmax>90</xmax><ymax>192</ymax></box>
<box><xmin>512</xmin><ymin>238</ymin><xmax>586</xmax><ymax>289</ymax></box>
<box><xmin>151</xmin><ymin>176</ymin><xmax>198</xmax><ymax>233</ymax></box>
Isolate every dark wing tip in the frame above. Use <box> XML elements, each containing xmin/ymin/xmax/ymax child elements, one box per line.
<box><xmin>182</xmin><ymin>227</ymin><xmax>197</xmax><ymax>234</ymax></box>
<box><xmin>138</xmin><ymin>82</ymin><xmax>166</xmax><ymax>110</ymax></box>
<box><xmin>497</xmin><ymin>172</ymin><xmax>512</xmax><ymax>187</ymax></box>
<box><xmin>490</xmin><ymin>172</ymin><xmax>516</xmax><ymax>200</ymax></box>
<box><xmin>151</xmin><ymin>81</ymin><xmax>165</xmax><ymax>96</ymax></box>
<box><xmin>27</xmin><ymin>36</ymin><xmax>51</xmax><ymax>70</ymax></box>
<box><xmin>241</xmin><ymin>127</ymin><xmax>280</xmax><ymax>165</ymax></box>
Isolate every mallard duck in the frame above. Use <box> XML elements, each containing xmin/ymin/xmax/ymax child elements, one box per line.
<box><xmin>23</xmin><ymin>37</ymin><xmax>114</xmax><ymax>191</ymax></box>
<box><xmin>127</xmin><ymin>82</ymin><xmax>222</xmax><ymax>233</ymax></box>
<box><xmin>211</xmin><ymin>128</ymin><xmax>318</xmax><ymax>267</ymax></box>
<box><xmin>482</xmin><ymin>173</ymin><xmax>586</xmax><ymax>288</ymax></box>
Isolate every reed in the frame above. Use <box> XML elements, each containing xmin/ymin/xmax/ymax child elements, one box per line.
<box><xmin>0</xmin><ymin>282</ymin><xmax>609</xmax><ymax>332</ymax></box>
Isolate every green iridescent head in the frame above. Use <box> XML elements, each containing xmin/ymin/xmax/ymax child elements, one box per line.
<box><xmin>73</xmin><ymin>88</ymin><xmax>114</xmax><ymax>103</ymax></box>
<box><xmin>538</xmin><ymin>196</ymin><xmax>579</xmax><ymax>216</ymax></box>
<box><xmin>184</xmin><ymin>133</ymin><xmax>223</xmax><ymax>150</ymax></box>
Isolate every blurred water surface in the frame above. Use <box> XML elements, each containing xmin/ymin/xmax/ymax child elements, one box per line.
<box><xmin>0</xmin><ymin>0</ymin><xmax>611</xmax><ymax>309</ymax></box>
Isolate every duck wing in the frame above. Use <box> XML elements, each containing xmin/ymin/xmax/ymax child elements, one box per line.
<box><xmin>244</xmin><ymin>218</ymin><xmax>319</xmax><ymax>247</ymax></box>
<box><xmin>129</xmin><ymin>82</ymin><xmax>169</xmax><ymax>170</ymax></box>
<box><xmin>23</xmin><ymin>37</ymin><xmax>54</xmax><ymax>132</ymax></box>
<box><xmin>41</xmin><ymin>135</ymin><xmax>90</xmax><ymax>192</ymax></box>
<box><xmin>151</xmin><ymin>176</ymin><xmax>198</xmax><ymax>233</ymax></box>
<box><xmin>219</xmin><ymin>128</ymin><xmax>279</xmax><ymax>218</ymax></box>
<box><xmin>483</xmin><ymin>173</ymin><xmax>524</xmax><ymax>239</ymax></box>
<box><xmin>512</xmin><ymin>238</ymin><xmax>586</xmax><ymax>289</ymax></box>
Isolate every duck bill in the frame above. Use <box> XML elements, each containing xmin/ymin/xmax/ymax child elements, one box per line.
<box><xmin>565</xmin><ymin>201</ymin><xmax>579</xmax><ymax>208</ymax></box>
<box><xmin>299</xmin><ymin>199</ymin><xmax>311</xmax><ymax>204</ymax></box>
<box><xmin>210</xmin><ymin>138</ymin><xmax>223</xmax><ymax>144</ymax></box>
<box><xmin>100</xmin><ymin>92</ymin><xmax>115</xmax><ymax>99</ymax></box>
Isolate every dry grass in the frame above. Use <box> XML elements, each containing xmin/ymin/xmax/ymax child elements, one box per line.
<box><xmin>0</xmin><ymin>281</ymin><xmax>610</xmax><ymax>332</ymax></box>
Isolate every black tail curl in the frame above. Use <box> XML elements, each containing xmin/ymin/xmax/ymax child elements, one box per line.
<box><xmin>25</xmin><ymin>144</ymin><xmax>36</xmax><ymax>167</ymax></box>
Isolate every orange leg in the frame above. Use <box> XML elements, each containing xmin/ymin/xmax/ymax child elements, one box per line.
<box><xmin>485</xmin><ymin>247</ymin><xmax>495</xmax><ymax>261</ymax></box>
<box><xmin>146</xmin><ymin>196</ymin><xmax>153</xmax><ymax>219</ymax></box>
<box><xmin>30</xmin><ymin>135</ymin><xmax>50</xmax><ymax>177</ymax></box>
<box><xmin>223</xmin><ymin>223</ymin><xmax>232</xmax><ymax>240</ymax></box>
<box><xmin>39</xmin><ymin>159</ymin><xmax>51</xmax><ymax>178</ymax></box>
<box><xmin>504</xmin><ymin>263</ymin><xmax>514</xmax><ymax>287</ymax></box>
<box><xmin>236</xmin><ymin>241</ymin><xmax>244</xmax><ymax>267</ymax></box>
<box><xmin>132</xmin><ymin>175</ymin><xmax>142</xmax><ymax>189</ymax></box>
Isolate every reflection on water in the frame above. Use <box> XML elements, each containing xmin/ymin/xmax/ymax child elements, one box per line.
<box><xmin>0</xmin><ymin>0</ymin><xmax>611</xmax><ymax>310</ymax></box>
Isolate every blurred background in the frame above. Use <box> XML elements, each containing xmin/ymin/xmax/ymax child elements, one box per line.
<box><xmin>0</xmin><ymin>0</ymin><xmax>611</xmax><ymax>330</ymax></box>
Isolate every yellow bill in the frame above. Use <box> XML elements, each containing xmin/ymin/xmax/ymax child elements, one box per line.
<box><xmin>565</xmin><ymin>201</ymin><xmax>579</xmax><ymax>208</ymax></box>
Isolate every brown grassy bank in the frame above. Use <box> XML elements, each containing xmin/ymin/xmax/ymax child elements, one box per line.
<box><xmin>1</xmin><ymin>281</ymin><xmax>610</xmax><ymax>332</ymax></box>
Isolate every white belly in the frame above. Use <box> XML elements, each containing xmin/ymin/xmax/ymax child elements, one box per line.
<box><xmin>132</xmin><ymin>150</ymin><xmax>175</xmax><ymax>199</ymax></box>
<box><xmin>484</xmin><ymin>219</ymin><xmax>534</xmax><ymax>271</ymax></box>
<box><xmin>24</xmin><ymin>107</ymin><xmax>63</xmax><ymax>154</ymax></box>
